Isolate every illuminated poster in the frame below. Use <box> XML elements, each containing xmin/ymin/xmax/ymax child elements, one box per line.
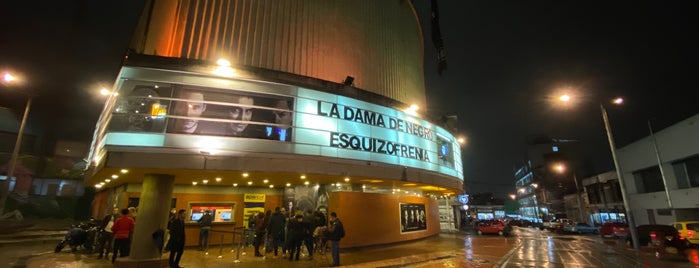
<box><xmin>189</xmin><ymin>204</ymin><xmax>235</xmax><ymax>223</ymax></box>
<box><xmin>283</xmin><ymin>185</ymin><xmax>329</xmax><ymax>214</ymax></box>
<box><xmin>243</xmin><ymin>194</ymin><xmax>265</xmax><ymax>229</ymax></box>
<box><xmin>400</xmin><ymin>203</ymin><xmax>427</xmax><ymax>233</ymax></box>
<box><xmin>166</xmin><ymin>86</ymin><xmax>294</xmax><ymax>141</ymax></box>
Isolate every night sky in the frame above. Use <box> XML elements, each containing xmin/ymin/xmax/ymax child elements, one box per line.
<box><xmin>1</xmin><ymin>1</ymin><xmax>696</xmax><ymax>198</ymax></box>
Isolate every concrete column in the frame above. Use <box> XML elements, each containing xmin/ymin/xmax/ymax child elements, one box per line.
<box><xmin>117</xmin><ymin>173</ymin><xmax>174</xmax><ymax>268</ymax></box>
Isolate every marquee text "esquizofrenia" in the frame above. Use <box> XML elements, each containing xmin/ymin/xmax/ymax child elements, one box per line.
<box><xmin>330</xmin><ymin>132</ymin><xmax>431</xmax><ymax>162</ymax></box>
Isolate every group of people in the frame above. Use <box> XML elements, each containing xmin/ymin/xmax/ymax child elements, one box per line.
<box><xmin>250</xmin><ymin>207</ymin><xmax>344</xmax><ymax>266</ymax></box>
<box><xmin>94</xmin><ymin>207</ymin><xmax>136</xmax><ymax>264</ymax></box>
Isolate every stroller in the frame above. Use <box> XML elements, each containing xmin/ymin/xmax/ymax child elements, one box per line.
<box><xmin>54</xmin><ymin>220</ymin><xmax>100</xmax><ymax>253</ymax></box>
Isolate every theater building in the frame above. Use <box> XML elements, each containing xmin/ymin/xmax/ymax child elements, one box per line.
<box><xmin>85</xmin><ymin>1</ymin><xmax>463</xmax><ymax>265</ymax></box>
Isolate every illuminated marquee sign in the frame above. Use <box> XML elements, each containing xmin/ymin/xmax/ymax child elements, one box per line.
<box><xmin>314</xmin><ymin>100</ymin><xmax>436</xmax><ymax>162</ymax></box>
<box><xmin>316</xmin><ymin>101</ymin><xmax>434</xmax><ymax>140</ymax></box>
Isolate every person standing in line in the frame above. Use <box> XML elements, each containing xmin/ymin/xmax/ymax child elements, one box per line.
<box><xmin>302</xmin><ymin>209</ymin><xmax>315</xmax><ymax>259</ymax></box>
<box><xmin>96</xmin><ymin>207</ymin><xmax>119</xmax><ymax>259</ymax></box>
<box><xmin>111</xmin><ymin>208</ymin><xmax>135</xmax><ymax>264</ymax></box>
<box><xmin>286</xmin><ymin>214</ymin><xmax>304</xmax><ymax>261</ymax></box>
<box><xmin>266</xmin><ymin>207</ymin><xmax>286</xmax><ymax>257</ymax></box>
<box><xmin>168</xmin><ymin>209</ymin><xmax>186</xmax><ymax>268</ymax></box>
<box><xmin>197</xmin><ymin>210</ymin><xmax>213</xmax><ymax>251</ymax></box>
<box><xmin>324</xmin><ymin>212</ymin><xmax>345</xmax><ymax>267</ymax></box>
<box><xmin>263</xmin><ymin>209</ymin><xmax>273</xmax><ymax>255</ymax></box>
<box><xmin>253</xmin><ymin>212</ymin><xmax>266</xmax><ymax>257</ymax></box>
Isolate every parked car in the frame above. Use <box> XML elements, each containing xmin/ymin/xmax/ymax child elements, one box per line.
<box><xmin>599</xmin><ymin>222</ymin><xmax>629</xmax><ymax>238</ymax></box>
<box><xmin>542</xmin><ymin>218</ymin><xmax>574</xmax><ymax>231</ymax></box>
<box><xmin>477</xmin><ymin>220</ymin><xmax>511</xmax><ymax>236</ymax></box>
<box><xmin>628</xmin><ymin>225</ymin><xmax>690</xmax><ymax>256</ymax></box>
<box><xmin>563</xmin><ymin>222</ymin><xmax>599</xmax><ymax>234</ymax></box>
<box><xmin>671</xmin><ymin>221</ymin><xmax>699</xmax><ymax>246</ymax></box>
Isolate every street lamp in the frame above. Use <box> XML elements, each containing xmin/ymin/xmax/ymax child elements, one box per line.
<box><xmin>600</xmin><ymin>103</ymin><xmax>639</xmax><ymax>249</ymax></box>
<box><xmin>0</xmin><ymin>71</ymin><xmax>33</xmax><ymax>214</ymax></box>
<box><xmin>554</xmin><ymin>164</ymin><xmax>585</xmax><ymax>224</ymax></box>
<box><xmin>556</xmin><ymin>93</ymin><xmax>639</xmax><ymax>249</ymax></box>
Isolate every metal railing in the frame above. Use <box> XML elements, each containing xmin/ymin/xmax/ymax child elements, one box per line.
<box><xmin>210</xmin><ymin>226</ymin><xmax>249</xmax><ymax>263</ymax></box>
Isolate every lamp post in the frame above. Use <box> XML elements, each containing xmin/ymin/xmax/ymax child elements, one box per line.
<box><xmin>600</xmin><ymin>104</ymin><xmax>639</xmax><ymax>249</ymax></box>
<box><xmin>0</xmin><ymin>72</ymin><xmax>33</xmax><ymax>214</ymax></box>
<box><xmin>555</xmin><ymin>164</ymin><xmax>585</xmax><ymax>224</ymax></box>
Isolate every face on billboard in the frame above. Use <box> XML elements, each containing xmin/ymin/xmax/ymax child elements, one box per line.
<box><xmin>228</xmin><ymin>96</ymin><xmax>254</xmax><ymax>135</ymax></box>
<box><xmin>174</xmin><ymin>91</ymin><xmax>207</xmax><ymax>133</ymax></box>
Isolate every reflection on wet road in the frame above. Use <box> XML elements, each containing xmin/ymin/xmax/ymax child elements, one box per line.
<box><xmin>497</xmin><ymin>227</ymin><xmax>699</xmax><ymax>268</ymax></box>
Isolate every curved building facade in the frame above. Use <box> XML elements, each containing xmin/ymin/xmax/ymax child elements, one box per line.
<box><xmin>86</xmin><ymin>1</ymin><xmax>462</xmax><ymax>265</ymax></box>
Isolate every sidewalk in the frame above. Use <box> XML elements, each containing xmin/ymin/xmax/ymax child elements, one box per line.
<box><xmin>22</xmin><ymin>230</ymin><xmax>518</xmax><ymax>268</ymax></box>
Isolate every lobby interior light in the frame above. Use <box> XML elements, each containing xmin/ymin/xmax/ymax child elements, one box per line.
<box><xmin>269</xmin><ymin>185</ymin><xmax>274</xmax><ymax>188</ymax></box>
<box><xmin>242</xmin><ymin>173</ymin><xmax>249</xmax><ymax>178</ymax></box>
<box><xmin>300</xmin><ymin>175</ymin><xmax>306</xmax><ymax>179</ymax></box>
<box><xmin>202</xmin><ymin>179</ymin><xmax>209</xmax><ymax>184</ymax></box>
<box><xmin>192</xmin><ymin>182</ymin><xmax>198</xmax><ymax>186</ymax></box>
<box><xmin>247</xmin><ymin>181</ymin><xmax>253</xmax><ymax>185</ymax></box>
<box><xmin>120</xmin><ymin>169</ymin><xmax>128</xmax><ymax>174</ymax></box>
<box><xmin>112</xmin><ymin>175</ymin><xmax>118</xmax><ymax>179</ymax></box>
<box><xmin>95</xmin><ymin>184</ymin><xmax>102</xmax><ymax>188</ymax></box>
<box><xmin>233</xmin><ymin>183</ymin><xmax>238</xmax><ymax>187</ymax></box>
<box><xmin>286</xmin><ymin>183</ymin><xmax>291</xmax><ymax>187</ymax></box>
<box><xmin>304</xmin><ymin>181</ymin><xmax>309</xmax><ymax>185</ymax></box>
<box><xmin>215</xmin><ymin>177</ymin><xmax>222</xmax><ymax>182</ymax></box>
<box><xmin>263</xmin><ymin>179</ymin><xmax>269</xmax><ymax>184</ymax></box>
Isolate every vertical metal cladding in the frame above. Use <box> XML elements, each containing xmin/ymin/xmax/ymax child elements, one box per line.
<box><xmin>131</xmin><ymin>0</ymin><xmax>426</xmax><ymax>108</ymax></box>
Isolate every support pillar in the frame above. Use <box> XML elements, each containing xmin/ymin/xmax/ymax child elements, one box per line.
<box><xmin>116</xmin><ymin>173</ymin><xmax>174</xmax><ymax>268</ymax></box>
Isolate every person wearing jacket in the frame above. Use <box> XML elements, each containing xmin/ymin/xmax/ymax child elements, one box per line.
<box><xmin>286</xmin><ymin>214</ymin><xmax>305</xmax><ymax>261</ymax></box>
<box><xmin>253</xmin><ymin>212</ymin><xmax>266</xmax><ymax>257</ymax></box>
<box><xmin>110</xmin><ymin>208</ymin><xmax>135</xmax><ymax>264</ymax></box>
<box><xmin>324</xmin><ymin>212</ymin><xmax>345</xmax><ymax>266</ymax></box>
<box><xmin>96</xmin><ymin>207</ymin><xmax>119</xmax><ymax>259</ymax></box>
<box><xmin>168</xmin><ymin>209</ymin><xmax>186</xmax><ymax>268</ymax></box>
<box><xmin>266</xmin><ymin>207</ymin><xmax>286</xmax><ymax>256</ymax></box>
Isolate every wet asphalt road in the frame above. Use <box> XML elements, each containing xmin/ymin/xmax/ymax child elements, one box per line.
<box><xmin>7</xmin><ymin>226</ymin><xmax>699</xmax><ymax>268</ymax></box>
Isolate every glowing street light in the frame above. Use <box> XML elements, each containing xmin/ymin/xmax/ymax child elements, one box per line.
<box><xmin>0</xmin><ymin>71</ymin><xmax>33</xmax><ymax>214</ymax></box>
<box><xmin>556</xmin><ymin>92</ymin><xmax>639</xmax><ymax>249</ymax></box>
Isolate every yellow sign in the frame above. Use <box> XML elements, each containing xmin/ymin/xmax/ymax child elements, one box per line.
<box><xmin>244</xmin><ymin>194</ymin><xmax>266</xmax><ymax>203</ymax></box>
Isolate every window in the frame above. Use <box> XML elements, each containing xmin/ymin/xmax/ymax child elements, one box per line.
<box><xmin>632</xmin><ymin>166</ymin><xmax>664</xmax><ymax>193</ymax></box>
<box><xmin>671</xmin><ymin>154</ymin><xmax>699</xmax><ymax>189</ymax></box>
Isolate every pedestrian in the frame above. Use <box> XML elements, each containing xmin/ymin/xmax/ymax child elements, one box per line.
<box><xmin>96</xmin><ymin>207</ymin><xmax>119</xmax><ymax>259</ymax></box>
<box><xmin>111</xmin><ymin>208</ymin><xmax>135</xmax><ymax>264</ymax></box>
<box><xmin>287</xmin><ymin>214</ymin><xmax>304</xmax><ymax>261</ymax></box>
<box><xmin>197</xmin><ymin>210</ymin><xmax>213</xmax><ymax>251</ymax></box>
<box><xmin>164</xmin><ymin>208</ymin><xmax>176</xmax><ymax>252</ymax></box>
<box><xmin>168</xmin><ymin>209</ymin><xmax>186</xmax><ymax>268</ymax></box>
<box><xmin>324</xmin><ymin>212</ymin><xmax>345</xmax><ymax>267</ymax></box>
<box><xmin>253</xmin><ymin>212</ymin><xmax>266</xmax><ymax>257</ymax></box>
<box><xmin>128</xmin><ymin>207</ymin><xmax>137</xmax><ymax>221</ymax></box>
<box><xmin>266</xmin><ymin>207</ymin><xmax>286</xmax><ymax>257</ymax></box>
<box><xmin>302</xmin><ymin>209</ymin><xmax>315</xmax><ymax>259</ymax></box>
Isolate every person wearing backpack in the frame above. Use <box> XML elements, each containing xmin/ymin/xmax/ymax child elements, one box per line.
<box><xmin>324</xmin><ymin>212</ymin><xmax>345</xmax><ymax>266</ymax></box>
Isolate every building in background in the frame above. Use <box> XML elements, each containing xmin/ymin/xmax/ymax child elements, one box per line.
<box><xmin>513</xmin><ymin>136</ymin><xmax>578</xmax><ymax>223</ymax></box>
<box><xmin>580</xmin><ymin>171</ymin><xmax>625</xmax><ymax>225</ymax></box>
<box><xmin>616</xmin><ymin>113</ymin><xmax>699</xmax><ymax>225</ymax></box>
<box><xmin>84</xmin><ymin>2</ymin><xmax>464</xmax><ymax>265</ymax></box>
